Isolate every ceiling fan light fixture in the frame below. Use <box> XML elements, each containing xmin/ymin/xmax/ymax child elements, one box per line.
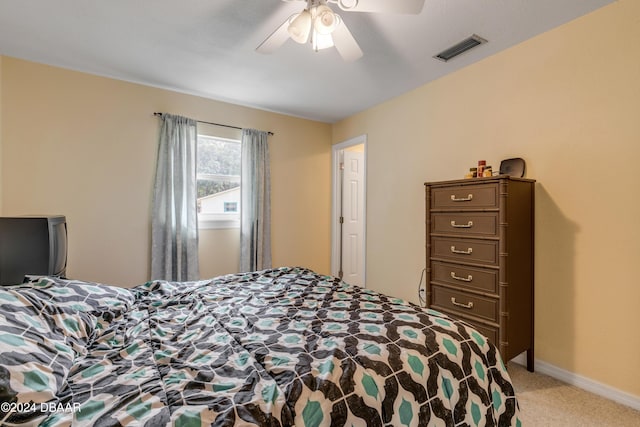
<box><xmin>288</xmin><ymin>10</ymin><xmax>312</xmax><ymax>43</ymax></box>
<box><xmin>336</xmin><ymin>0</ymin><xmax>359</xmax><ymax>11</ymax></box>
<box><xmin>313</xmin><ymin>5</ymin><xmax>337</xmax><ymax>34</ymax></box>
<box><xmin>312</xmin><ymin>31</ymin><xmax>334</xmax><ymax>51</ymax></box>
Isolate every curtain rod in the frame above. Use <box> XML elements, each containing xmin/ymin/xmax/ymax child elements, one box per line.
<box><xmin>153</xmin><ymin>112</ymin><xmax>273</xmax><ymax>136</ymax></box>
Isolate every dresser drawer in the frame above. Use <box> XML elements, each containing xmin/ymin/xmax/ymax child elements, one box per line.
<box><xmin>431</xmin><ymin>261</ymin><xmax>498</xmax><ymax>294</ymax></box>
<box><xmin>431</xmin><ymin>237</ymin><xmax>499</xmax><ymax>266</ymax></box>
<box><xmin>430</xmin><ymin>183</ymin><xmax>499</xmax><ymax>210</ymax></box>
<box><xmin>431</xmin><ymin>286</ymin><xmax>499</xmax><ymax>323</ymax></box>
<box><xmin>431</xmin><ymin>212</ymin><xmax>498</xmax><ymax>237</ymax></box>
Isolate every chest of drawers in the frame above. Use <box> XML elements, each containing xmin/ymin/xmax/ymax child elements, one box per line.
<box><xmin>425</xmin><ymin>176</ymin><xmax>535</xmax><ymax>371</ymax></box>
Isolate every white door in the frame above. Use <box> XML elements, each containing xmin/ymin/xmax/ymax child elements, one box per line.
<box><xmin>340</xmin><ymin>147</ymin><xmax>365</xmax><ymax>286</ymax></box>
<box><xmin>331</xmin><ymin>136</ymin><xmax>367</xmax><ymax>287</ymax></box>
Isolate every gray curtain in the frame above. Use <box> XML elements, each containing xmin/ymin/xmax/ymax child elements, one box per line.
<box><xmin>240</xmin><ymin>128</ymin><xmax>271</xmax><ymax>272</ymax></box>
<box><xmin>151</xmin><ymin>114</ymin><xmax>200</xmax><ymax>281</ymax></box>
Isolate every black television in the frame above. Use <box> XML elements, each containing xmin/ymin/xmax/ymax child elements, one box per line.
<box><xmin>0</xmin><ymin>215</ymin><xmax>67</xmax><ymax>286</ymax></box>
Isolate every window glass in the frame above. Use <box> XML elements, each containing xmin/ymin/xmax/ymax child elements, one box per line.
<box><xmin>197</xmin><ymin>135</ymin><xmax>241</xmax><ymax>228</ymax></box>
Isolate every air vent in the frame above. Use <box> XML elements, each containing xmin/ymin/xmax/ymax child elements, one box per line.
<box><xmin>433</xmin><ymin>34</ymin><xmax>487</xmax><ymax>62</ymax></box>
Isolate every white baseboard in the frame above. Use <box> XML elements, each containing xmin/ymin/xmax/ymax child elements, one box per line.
<box><xmin>511</xmin><ymin>354</ymin><xmax>640</xmax><ymax>412</ymax></box>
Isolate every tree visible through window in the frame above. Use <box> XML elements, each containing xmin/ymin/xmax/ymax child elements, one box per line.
<box><xmin>197</xmin><ymin>135</ymin><xmax>241</xmax><ymax>227</ymax></box>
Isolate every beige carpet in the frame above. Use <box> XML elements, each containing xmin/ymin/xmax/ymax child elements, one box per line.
<box><xmin>508</xmin><ymin>362</ymin><xmax>640</xmax><ymax>426</ymax></box>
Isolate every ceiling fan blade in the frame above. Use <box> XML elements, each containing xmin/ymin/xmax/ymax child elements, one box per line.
<box><xmin>332</xmin><ymin>21</ymin><xmax>363</xmax><ymax>62</ymax></box>
<box><xmin>335</xmin><ymin>0</ymin><xmax>425</xmax><ymax>14</ymax></box>
<box><xmin>256</xmin><ymin>17</ymin><xmax>291</xmax><ymax>54</ymax></box>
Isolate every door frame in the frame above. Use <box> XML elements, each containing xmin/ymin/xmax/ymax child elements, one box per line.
<box><xmin>331</xmin><ymin>134</ymin><xmax>367</xmax><ymax>285</ymax></box>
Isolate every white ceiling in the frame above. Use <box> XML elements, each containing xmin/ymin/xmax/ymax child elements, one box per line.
<box><xmin>0</xmin><ymin>0</ymin><xmax>615</xmax><ymax>123</ymax></box>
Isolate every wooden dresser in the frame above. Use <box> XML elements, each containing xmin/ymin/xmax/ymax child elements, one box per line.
<box><xmin>424</xmin><ymin>175</ymin><xmax>535</xmax><ymax>371</ymax></box>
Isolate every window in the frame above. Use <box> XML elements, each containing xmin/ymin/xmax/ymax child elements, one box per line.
<box><xmin>223</xmin><ymin>202</ymin><xmax>238</xmax><ymax>213</ymax></box>
<box><xmin>197</xmin><ymin>135</ymin><xmax>241</xmax><ymax>229</ymax></box>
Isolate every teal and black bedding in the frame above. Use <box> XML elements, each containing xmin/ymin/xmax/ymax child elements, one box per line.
<box><xmin>0</xmin><ymin>267</ymin><xmax>521</xmax><ymax>426</ymax></box>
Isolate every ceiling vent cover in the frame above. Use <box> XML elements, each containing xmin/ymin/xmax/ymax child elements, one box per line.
<box><xmin>434</xmin><ymin>34</ymin><xmax>487</xmax><ymax>62</ymax></box>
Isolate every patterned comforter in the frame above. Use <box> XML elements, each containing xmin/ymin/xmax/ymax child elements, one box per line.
<box><xmin>0</xmin><ymin>267</ymin><xmax>520</xmax><ymax>426</ymax></box>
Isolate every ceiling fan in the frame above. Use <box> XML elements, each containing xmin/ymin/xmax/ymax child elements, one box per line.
<box><xmin>256</xmin><ymin>0</ymin><xmax>426</xmax><ymax>61</ymax></box>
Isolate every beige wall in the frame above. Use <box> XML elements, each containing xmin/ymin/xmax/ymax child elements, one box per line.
<box><xmin>0</xmin><ymin>57</ymin><xmax>332</xmax><ymax>286</ymax></box>
<box><xmin>333</xmin><ymin>0</ymin><xmax>640</xmax><ymax>398</ymax></box>
<box><xmin>0</xmin><ymin>55</ymin><xmax>3</xmax><ymax>213</ymax></box>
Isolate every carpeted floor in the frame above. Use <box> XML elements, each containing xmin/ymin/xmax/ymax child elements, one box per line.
<box><xmin>508</xmin><ymin>362</ymin><xmax>640</xmax><ymax>426</ymax></box>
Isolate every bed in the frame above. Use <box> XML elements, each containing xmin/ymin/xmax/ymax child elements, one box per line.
<box><xmin>0</xmin><ymin>267</ymin><xmax>520</xmax><ymax>426</ymax></box>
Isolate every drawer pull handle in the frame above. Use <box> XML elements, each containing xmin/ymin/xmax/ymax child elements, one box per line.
<box><xmin>451</xmin><ymin>297</ymin><xmax>474</xmax><ymax>309</ymax></box>
<box><xmin>450</xmin><ymin>246</ymin><xmax>473</xmax><ymax>255</ymax></box>
<box><xmin>451</xmin><ymin>194</ymin><xmax>473</xmax><ymax>202</ymax></box>
<box><xmin>451</xmin><ymin>220</ymin><xmax>473</xmax><ymax>228</ymax></box>
<box><xmin>451</xmin><ymin>272</ymin><xmax>473</xmax><ymax>282</ymax></box>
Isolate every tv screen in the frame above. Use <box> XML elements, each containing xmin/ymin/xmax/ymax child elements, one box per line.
<box><xmin>0</xmin><ymin>215</ymin><xmax>67</xmax><ymax>286</ymax></box>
